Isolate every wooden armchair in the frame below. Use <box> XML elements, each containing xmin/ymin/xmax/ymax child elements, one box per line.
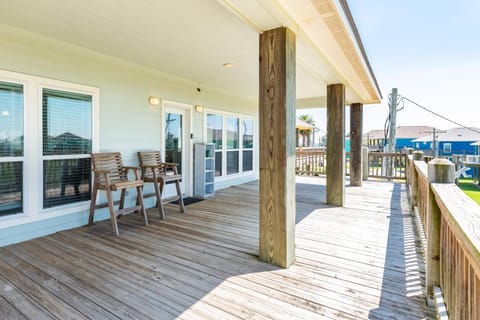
<box><xmin>88</xmin><ymin>152</ymin><xmax>148</xmax><ymax>235</ymax></box>
<box><xmin>137</xmin><ymin>151</ymin><xmax>185</xmax><ymax>219</ymax></box>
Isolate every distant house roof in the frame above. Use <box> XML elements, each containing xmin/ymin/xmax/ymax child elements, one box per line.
<box><xmin>413</xmin><ymin>127</ymin><xmax>480</xmax><ymax>143</ymax></box>
<box><xmin>364</xmin><ymin>126</ymin><xmax>435</xmax><ymax>140</ymax></box>
<box><xmin>363</xmin><ymin>129</ymin><xmax>384</xmax><ymax>139</ymax></box>
<box><xmin>296</xmin><ymin>119</ymin><xmax>315</xmax><ymax>130</ymax></box>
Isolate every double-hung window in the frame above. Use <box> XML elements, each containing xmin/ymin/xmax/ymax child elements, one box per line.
<box><xmin>206</xmin><ymin>112</ymin><xmax>255</xmax><ymax>178</ymax></box>
<box><xmin>0</xmin><ymin>81</ymin><xmax>24</xmax><ymax>217</ymax></box>
<box><xmin>0</xmin><ymin>70</ymin><xmax>97</xmax><ymax>221</ymax></box>
<box><xmin>42</xmin><ymin>89</ymin><xmax>92</xmax><ymax>208</ymax></box>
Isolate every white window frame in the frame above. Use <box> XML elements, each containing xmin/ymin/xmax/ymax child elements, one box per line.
<box><xmin>204</xmin><ymin>108</ymin><xmax>255</xmax><ymax>182</ymax></box>
<box><xmin>443</xmin><ymin>143</ymin><xmax>452</xmax><ymax>154</ymax></box>
<box><xmin>0</xmin><ymin>69</ymin><xmax>99</xmax><ymax>228</ymax></box>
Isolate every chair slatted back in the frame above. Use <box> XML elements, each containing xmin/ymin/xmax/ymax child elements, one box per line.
<box><xmin>91</xmin><ymin>152</ymin><xmax>126</xmax><ymax>185</ymax></box>
<box><xmin>138</xmin><ymin>151</ymin><xmax>166</xmax><ymax>178</ymax></box>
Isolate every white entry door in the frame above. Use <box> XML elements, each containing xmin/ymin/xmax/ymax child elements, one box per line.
<box><xmin>162</xmin><ymin>101</ymin><xmax>192</xmax><ymax>198</ymax></box>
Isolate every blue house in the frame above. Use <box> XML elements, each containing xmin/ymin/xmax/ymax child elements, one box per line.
<box><xmin>364</xmin><ymin>126</ymin><xmax>435</xmax><ymax>152</ymax></box>
<box><xmin>414</xmin><ymin>127</ymin><xmax>480</xmax><ymax>156</ymax></box>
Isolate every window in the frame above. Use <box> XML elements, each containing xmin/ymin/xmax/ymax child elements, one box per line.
<box><xmin>242</xmin><ymin>119</ymin><xmax>254</xmax><ymax>171</ymax></box>
<box><xmin>0</xmin><ymin>81</ymin><xmax>23</xmax><ymax>217</ymax></box>
<box><xmin>206</xmin><ymin>112</ymin><xmax>254</xmax><ymax>178</ymax></box>
<box><xmin>0</xmin><ymin>69</ymin><xmax>98</xmax><ymax>221</ymax></box>
<box><xmin>42</xmin><ymin>89</ymin><xmax>92</xmax><ymax>208</ymax></box>
<box><xmin>443</xmin><ymin>143</ymin><xmax>452</xmax><ymax>154</ymax></box>
<box><xmin>226</xmin><ymin>117</ymin><xmax>239</xmax><ymax>175</ymax></box>
<box><xmin>207</xmin><ymin>114</ymin><xmax>223</xmax><ymax>177</ymax></box>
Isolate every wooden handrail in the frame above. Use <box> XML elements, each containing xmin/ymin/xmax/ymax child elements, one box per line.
<box><xmin>407</xmin><ymin>155</ymin><xmax>480</xmax><ymax>319</ymax></box>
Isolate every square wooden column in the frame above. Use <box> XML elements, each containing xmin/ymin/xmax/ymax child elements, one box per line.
<box><xmin>259</xmin><ymin>27</ymin><xmax>296</xmax><ymax>268</ymax></box>
<box><xmin>326</xmin><ymin>84</ymin><xmax>345</xmax><ymax>206</ymax></box>
<box><xmin>350</xmin><ymin>103</ymin><xmax>363</xmax><ymax>186</ymax></box>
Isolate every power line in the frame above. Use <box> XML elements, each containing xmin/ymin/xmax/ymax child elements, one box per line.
<box><xmin>399</xmin><ymin>96</ymin><xmax>480</xmax><ymax>134</ymax></box>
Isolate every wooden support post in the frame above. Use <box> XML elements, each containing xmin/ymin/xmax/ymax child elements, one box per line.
<box><xmin>413</xmin><ymin>151</ymin><xmax>424</xmax><ymax>161</ymax></box>
<box><xmin>296</xmin><ymin>129</ymin><xmax>299</xmax><ymax>147</ymax></box>
<box><xmin>426</xmin><ymin>159</ymin><xmax>455</xmax><ymax>303</ymax></box>
<box><xmin>326</xmin><ymin>84</ymin><xmax>345</xmax><ymax>206</ymax></box>
<box><xmin>258</xmin><ymin>27</ymin><xmax>296</xmax><ymax>268</ymax></box>
<box><xmin>410</xmin><ymin>151</ymin><xmax>423</xmax><ymax>212</ymax></box>
<box><xmin>350</xmin><ymin>103</ymin><xmax>363</xmax><ymax>186</ymax></box>
<box><xmin>362</xmin><ymin>147</ymin><xmax>369</xmax><ymax>181</ymax></box>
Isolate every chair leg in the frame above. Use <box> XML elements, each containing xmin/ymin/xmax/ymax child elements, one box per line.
<box><xmin>106</xmin><ymin>188</ymin><xmax>119</xmax><ymax>236</ymax></box>
<box><xmin>175</xmin><ymin>180</ymin><xmax>185</xmax><ymax>213</ymax></box>
<box><xmin>136</xmin><ymin>186</ymin><xmax>148</xmax><ymax>226</ymax></box>
<box><xmin>119</xmin><ymin>189</ymin><xmax>126</xmax><ymax>211</ymax></box>
<box><xmin>154</xmin><ymin>180</ymin><xmax>166</xmax><ymax>220</ymax></box>
<box><xmin>88</xmin><ymin>183</ymin><xmax>98</xmax><ymax>225</ymax></box>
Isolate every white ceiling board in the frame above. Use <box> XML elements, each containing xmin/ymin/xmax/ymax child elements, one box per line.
<box><xmin>0</xmin><ymin>0</ymin><xmax>379</xmax><ymax>105</ymax></box>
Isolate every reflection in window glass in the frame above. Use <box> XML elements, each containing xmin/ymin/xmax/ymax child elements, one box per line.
<box><xmin>0</xmin><ymin>82</ymin><xmax>23</xmax><ymax>157</ymax></box>
<box><xmin>165</xmin><ymin>112</ymin><xmax>182</xmax><ymax>174</ymax></box>
<box><xmin>42</xmin><ymin>88</ymin><xmax>92</xmax><ymax>209</ymax></box>
<box><xmin>243</xmin><ymin>150</ymin><xmax>253</xmax><ymax>172</ymax></box>
<box><xmin>242</xmin><ymin>119</ymin><xmax>254</xmax><ymax>149</ymax></box>
<box><xmin>207</xmin><ymin>114</ymin><xmax>223</xmax><ymax>150</ymax></box>
<box><xmin>42</xmin><ymin>89</ymin><xmax>92</xmax><ymax>156</ymax></box>
<box><xmin>43</xmin><ymin>159</ymin><xmax>91</xmax><ymax>208</ymax></box>
<box><xmin>215</xmin><ymin>151</ymin><xmax>222</xmax><ymax>177</ymax></box>
<box><xmin>227</xmin><ymin>151</ymin><xmax>239</xmax><ymax>175</ymax></box>
<box><xmin>226</xmin><ymin>117</ymin><xmax>239</xmax><ymax>149</ymax></box>
<box><xmin>0</xmin><ymin>161</ymin><xmax>22</xmax><ymax>216</ymax></box>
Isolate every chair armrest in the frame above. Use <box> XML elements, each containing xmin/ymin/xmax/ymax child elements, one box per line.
<box><xmin>93</xmin><ymin>169</ymin><xmax>111</xmax><ymax>174</ymax></box>
<box><xmin>162</xmin><ymin>162</ymin><xmax>178</xmax><ymax>167</ymax></box>
<box><xmin>123</xmin><ymin>166</ymin><xmax>141</xmax><ymax>180</ymax></box>
<box><xmin>161</xmin><ymin>162</ymin><xmax>179</xmax><ymax>174</ymax></box>
<box><xmin>140</xmin><ymin>163</ymin><xmax>158</xmax><ymax>168</ymax></box>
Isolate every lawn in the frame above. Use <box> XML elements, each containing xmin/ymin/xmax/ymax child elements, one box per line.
<box><xmin>458</xmin><ymin>178</ymin><xmax>480</xmax><ymax>205</ymax></box>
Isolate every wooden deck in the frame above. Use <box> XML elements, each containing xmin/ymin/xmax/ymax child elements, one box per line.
<box><xmin>0</xmin><ymin>176</ymin><xmax>434</xmax><ymax>319</ymax></box>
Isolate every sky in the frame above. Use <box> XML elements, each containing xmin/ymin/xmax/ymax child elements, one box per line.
<box><xmin>298</xmin><ymin>0</ymin><xmax>480</xmax><ymax>141</ymax></box>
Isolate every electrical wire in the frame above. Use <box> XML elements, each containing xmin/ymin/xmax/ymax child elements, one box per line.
<box><xmin>399</xmin><ymin>96</ymin><xmax>480</xmax><ymax>134</ymax></box>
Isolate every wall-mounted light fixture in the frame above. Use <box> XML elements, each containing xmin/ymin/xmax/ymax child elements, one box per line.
<box><xmin>148</xmin><ymin>96</ymin><xmax>161</xmax><ymax>106</ymax></box>
<box><xmin>195</xmin><ymin>105</ymin><xmax>204</xmax><ymax>113</ymax></box>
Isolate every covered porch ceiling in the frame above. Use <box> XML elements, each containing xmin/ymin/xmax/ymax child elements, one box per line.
<box><xmin>0</xmin><ymin>0</ymin><xmax>381</xmax><ymax>108</ymax></box>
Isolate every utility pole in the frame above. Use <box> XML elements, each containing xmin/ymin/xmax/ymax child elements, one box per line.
<box><xmin>387</xmin><ymin>88</ymin><xmax>398</xmax><ymax>153</ymax></box>
<box><xmin>383</xmin><ymin>88</ymin><xmax>398</xmax><ymax>179</ymax></box>
<box><xmin>423</xmin><ymin>128</ymin><xmax>446</xmax><ymax>157</ymax></box>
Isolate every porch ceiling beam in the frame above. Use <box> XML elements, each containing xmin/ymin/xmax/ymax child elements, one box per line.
<box><xmin>326</xmin><ymin>83</ymin><xmax>345</xmax><ymax>206</ymax></box>
<box><xmin>259</xmin><ymin>26</ymin><xmax>296</xmax><ymax>268</ymax></box>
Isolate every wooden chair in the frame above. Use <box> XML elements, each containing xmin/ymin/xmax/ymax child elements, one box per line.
<box><xmin>137</xmin><ymin>151</ymin><xmax>185</xmax><ymax>219</ymax></box>
<box><xmin>88</xmin><ymin>152</ymin><xmax>148</xmax><ymax>235</ymax></box>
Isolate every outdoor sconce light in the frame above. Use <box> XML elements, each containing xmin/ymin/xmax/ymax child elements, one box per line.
<box><xmin>148</xmin><ymin>96</ymin><xmax>161</xmax><ymax>106</ymax></box>
<box><xmin>195</xmin><ymin>105</ymin><xmax>204</xmax><ymax>113</ymax></box>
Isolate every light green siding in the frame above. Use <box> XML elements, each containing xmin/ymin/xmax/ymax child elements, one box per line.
<box><xmin>0</xmin><ymin>24</ymin><xmax>258</xmax><ymax>246</ymax></box>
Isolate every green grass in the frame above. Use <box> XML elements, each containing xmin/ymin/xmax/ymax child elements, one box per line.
<box><xmin>458</xmin><ymin>178</ymin><xmax>480</xmax><ymax>205</ymax></box>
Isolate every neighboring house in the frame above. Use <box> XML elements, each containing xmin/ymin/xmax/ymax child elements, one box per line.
<box><xmin>364</xmin><ymin>126</ymin><xmax>435</xmax><ymax>152</ymax></box>
<box><xmin>0</xmin><ymin>0</ymin><xmax>381</xmax><ymax>251</ymax></box>
<box><xmin>472</xmin><ymin>141</ymin><xmax>480</xmax><ymax>155</ymax></box>
<box><xmin>296</xmin><ymin>118</ymin><xmax>315</xmax><ymax>147</ymax></box>
<box><xmin>414</xmin><ymin>127</ymin><xmax>480</xmax><ymax>156</ymax></box>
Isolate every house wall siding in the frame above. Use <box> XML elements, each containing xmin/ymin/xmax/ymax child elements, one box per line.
<box><xmin>0</xmin><ymin>24</ymin><xmax>259</xmax><ymax>246</ymax></box>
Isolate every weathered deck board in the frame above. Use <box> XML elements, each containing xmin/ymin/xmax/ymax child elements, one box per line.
<box><xmin>0</xmin><ymin>176</ymin><xmax>434</xmax><ymax>319</ymax></box>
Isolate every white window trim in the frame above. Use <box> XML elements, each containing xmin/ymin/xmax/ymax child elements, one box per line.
<box><xmin>0</xmin><ymin>69</ymin><xmax>99</xmax><ymax>227</ymax></box>
<box><xmin>204</xmin><ymin>107</ymin><xmax>256</xmax><ymax>182</ymax></box>
<box><xmin>443</xmin><ymin>143</ymin><xmax>452</xmax><ymax>154</ymax></box>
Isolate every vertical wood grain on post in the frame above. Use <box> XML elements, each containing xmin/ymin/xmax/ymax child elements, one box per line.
<box><xmin>362</xmin><ymin>147</ymin><xmax>369</xmax><ymax>181</ymax></box>
<box><xmin>426</xmin><ymin>159</ymin><xmax>455</xmax><ymax>302</ymax></box>
<box><xmin>258</xmin><ymin>27</ymin><xmax>296</xmax><ymax>268</ymax></box>
<box><xmin>326</xmin><ymin>84</ymin><xmax>345</xmax><ymax>206</ymax></box>
<box><xmin>350</xmin><ymin>103</ymin><xmax>363</xmax><ymax>186</ymax></box>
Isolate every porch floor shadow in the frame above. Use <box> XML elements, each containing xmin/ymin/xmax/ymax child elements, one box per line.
<box><xmin>0</xmin><ymin>176</ymin><xmax>434</xmax><ymax>319</ymax></box>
